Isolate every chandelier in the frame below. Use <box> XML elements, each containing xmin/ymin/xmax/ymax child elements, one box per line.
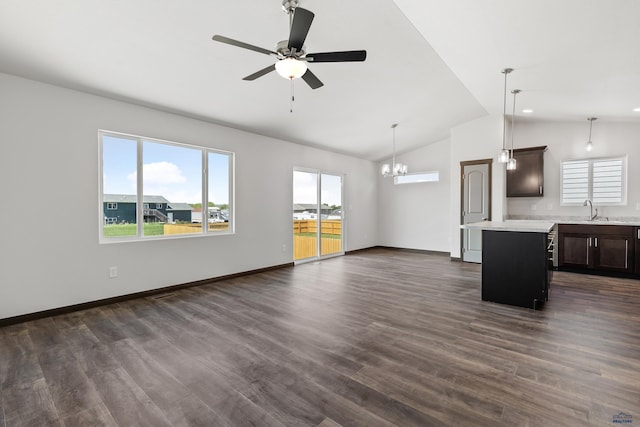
<box><xmin>381</xmin><ymin>123</ymin><xmax>408</xmax><ymax>177</ymax></box>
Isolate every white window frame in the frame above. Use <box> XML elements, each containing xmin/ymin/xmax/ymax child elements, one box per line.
<box><xmin>560</xmin><ymin>156</ymin><xmax>627</xmax><ymax>206</ymax></box>
<box><xmin>394</xmin><ymin>171</ymin><xmax>440</xmax><ymax>185</ymax></box>
<box><xmin>99</xmin><ymin>130</ymin><xmax>235</xmax><ymax>243</ymax></box>
<box><xmin>106</xmin><ymin>202</ymin><xmax>117</xmax><ymax>210</ymax></box>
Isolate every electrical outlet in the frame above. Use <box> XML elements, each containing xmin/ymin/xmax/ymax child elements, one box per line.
<box><xmin>108</xmin><ymin>266</ymin><xmax>118</xmax><ymax>278</ymax></box>
<box><xmin>531</xmin><ymin>204</ymin><xmax>537</xmax><ymax>211</ymax></box>
<box><xmin>547</xmin><ymin>203</ymin><xmax>553</xmax><ymax>210</ymax></box>
<box><xmin>636</xmin><ymin>203</ymin><xmax>640</xmax><ymax>211</ymax></box>
<box><xmin>281</xmin><ymin>244</ymin><xmax>286</xmax><ymax>252</ymax></box>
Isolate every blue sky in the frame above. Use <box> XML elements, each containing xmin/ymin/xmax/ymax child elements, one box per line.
<box><xmin>294</xmin><ymin>171</ymin><xmax>342</xmax><ymax>207</ymax></box>
<box><xmin>103</xmin><ymin>134</ymin><xmax>342</xmax><ymax>207</ymax></box>
<box><xmin>102</xmin><ymin>134</ymin><xmax>229</xmax><ymax>205</ymax></box>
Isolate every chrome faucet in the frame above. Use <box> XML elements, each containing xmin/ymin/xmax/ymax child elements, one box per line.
<box><xmin>583</xmin><ymin>199</ymin><xmax>597</xmax><ymax>220</ymax></box>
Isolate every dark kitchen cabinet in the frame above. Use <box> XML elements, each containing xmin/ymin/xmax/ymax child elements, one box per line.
<box><xmin>507</xmin><ymin>146</ymin><xmax>546</xmax><ymax>197</ymax></box>
<box><xmin>559</xmin><ymin>232</ymin><xmax>591</xmax><ymax>268</ymax></box>
<box><xmin>635</xmin><ymin>227</ymin><xmax>640</xmax><ymax>275</ymax></box>
<box><xmin>558</xmin><ymin>224</ymin><xmax>634</xmax><ymax>274</ymax></box>
<box><xmin>482</xmin><ymin>230</ymin><xmax>551</xmax><ymax>310</ymax></box>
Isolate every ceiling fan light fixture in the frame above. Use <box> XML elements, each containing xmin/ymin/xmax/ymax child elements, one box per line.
<box><xmin>275</xmin><ymin>57</ymin><xmax>308</xmax><ymax>80</ymax></box>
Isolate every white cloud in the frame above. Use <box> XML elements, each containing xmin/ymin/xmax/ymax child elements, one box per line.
<box><xmin>146</xmin><ymin>162</ymin><xmax>187</xmax><ymax>185</ymax></box>
<box><xmin>127</xmin><ymin>161</ymin><xmax>187</xmax><ymax>185</ymax></box>
<box><xmin>124</xmin><ymin>162</ymin><xmax>202</xmax><ymax>203</ymax></box>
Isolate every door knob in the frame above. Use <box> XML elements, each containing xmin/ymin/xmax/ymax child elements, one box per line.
<box><xmin>482</xmin><ymin>217</ymin><xmax>488</xmax><ymax>221</ymax></box>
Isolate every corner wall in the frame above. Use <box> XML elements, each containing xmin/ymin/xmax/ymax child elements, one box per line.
<box><xmin>377</xmin><ymin>138</ymin><xmax>451</xmax><ymax>252</ymax></box>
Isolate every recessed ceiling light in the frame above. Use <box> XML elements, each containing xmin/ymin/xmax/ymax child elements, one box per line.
<box><xmin>522</xmin><ymin>109</ymin><xmax>533</xmax><ymax>113</ymax></box>
<box><xmin>633</xmin><ymin>107</ymin><xmax>640</xmax><ymax>112</ymax></box>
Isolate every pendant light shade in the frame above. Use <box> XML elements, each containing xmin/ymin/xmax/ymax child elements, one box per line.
<box><xmin>381</xmin><ymin>123</ymin><xmax>408</xmax><ymax>177</ymax></box>
<box><xmin>586</xmin><ymin>117</ymin><xmax>597</xmax><ymax>151</ymax></box>
<box><xmin>499</xmin><ymin>149</ymin><xmax>510</xmax><ymax>163</ymax></box>
<box><xmin>498</xmin><ymin>68</ymin><xmax>513</xmax><ymax>163</ymax></box>
<box><xmin>506</xmin><ymin>89</ymin><xmax>520</xmax><ymax>171</ymax></box>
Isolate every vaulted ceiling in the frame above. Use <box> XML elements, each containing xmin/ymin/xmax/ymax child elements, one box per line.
<box><xmin>1</xmin><ymin>0</ymin><xmax>638</xmax><ymax>161</ymax></box>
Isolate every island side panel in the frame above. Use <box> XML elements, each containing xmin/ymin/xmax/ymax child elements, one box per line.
<box><xmin>481</xmin><ymin>230</ymin><xmax>548</xmax><ymax>309</ymax></box>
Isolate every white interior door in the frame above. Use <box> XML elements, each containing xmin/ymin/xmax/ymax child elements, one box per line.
<box><xmin>462</xmin><ymin>161</ymin><xmax>491</xmax><ymax>263</ymax></box>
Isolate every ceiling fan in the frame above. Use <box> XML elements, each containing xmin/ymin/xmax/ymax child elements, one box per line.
<box><xmin>212</xmin><ymin>0</ymin><xmax>367</xmax><ymax>90</ymax></box>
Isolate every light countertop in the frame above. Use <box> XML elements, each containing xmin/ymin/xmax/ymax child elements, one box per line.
<box><xmin>556</xmin><ymin>220</ymin><xmax>640</xmax><ymax>226</ymax></box>
<box><xmin>462</xmin><ymin>220</ymin><xmax>556</xmax><ymax>233</ymax></box>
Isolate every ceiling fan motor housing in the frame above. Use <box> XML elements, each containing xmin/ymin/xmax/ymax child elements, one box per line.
<box><xmin>277</xmin><ymin>40</ymin><xmax>305</xmax><ymax>58</ymax></box>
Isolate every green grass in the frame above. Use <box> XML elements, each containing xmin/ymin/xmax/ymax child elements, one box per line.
<box><xmin>103</xmin><ymin>223</ymin><xmax>165</xmax><ymax>237</ymax></box>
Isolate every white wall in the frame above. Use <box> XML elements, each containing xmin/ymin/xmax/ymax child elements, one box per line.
<box><xmin>0</xmin><ymin>73</ymin><xmax>378</xmax><ymax>319</ymax></box>
<box><xmin>377</xmin><ymin>138</ymin><xmax>451</xmax><ymax>252</ymax></box>
<box><xmin>449</xmin><ymin>115</ymin><xmax>506</xmax><ymax>259</ymax></box>
<box><xmin>507</xmin><ymin>120</ymin><xmax>640</xmax><ymax>220</ymax></box>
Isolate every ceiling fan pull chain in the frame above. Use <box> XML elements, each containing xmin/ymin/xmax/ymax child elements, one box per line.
<box><xmin>290</xmin><ymin>79</ymin><xmax>295</xmax><ymax>113</ymax></box>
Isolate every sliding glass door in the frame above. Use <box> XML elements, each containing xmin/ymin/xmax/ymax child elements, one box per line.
<box><xmin>293</xmin><ymin>169</ymin><xmax>343</xmax><ymax>261</ymax></box>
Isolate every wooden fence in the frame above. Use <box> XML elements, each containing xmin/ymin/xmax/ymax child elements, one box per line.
<box><xmin>293</xmin><ymin>220</ymin><xmax>342</xmax><ymax>260</ymax></box>
<box><xmin>293</xmin><ymin>219</ymin><xmax>342</xmax><ymax>235</ymax></box>
<box><xmin>164</xmin><ymin>223</ymin><xmax>229</xmax><ymax>235</ymax></box>
<box><xmin>294</xmin><ymin>235</ymin><xmax>342</xmax><ymax>260</ymax></box>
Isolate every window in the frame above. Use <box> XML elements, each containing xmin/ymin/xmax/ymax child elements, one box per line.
<box><xmin>100</xmin><ymin>130</ymin><xmax>234</xmax><ymax>242</ymax></box>
<box><xmin>394</xmin><ymin>171</ymin><xmax>440</xmax><ymax>185</ymax></box>
<box><xmin>561</xmin><ymin>156</ymin><xmax>626</xmax><ymax>205</ymax></box>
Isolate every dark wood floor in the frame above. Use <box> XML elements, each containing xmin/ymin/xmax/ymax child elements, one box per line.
<box><xmin>1</xmin><ymin>248</ymin><xmax>639</xmax><ymax>426</ymax></box>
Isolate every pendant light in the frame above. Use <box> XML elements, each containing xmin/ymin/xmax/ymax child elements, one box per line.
<box><xmin>381</xmin><ymin>123</ymin><xmax>408</xmax><ymax>177</ymax></box>
<box><xmin>498</xmin><ymin>68</ymin><xmax>513</xmax><ymax>163</ymax></box>
<box><xmin>586</xmin><ymin>117</ymin><xmax>597</xmax><ymax>151</ymax></box>
<box><xmin>506</xmin><ymin>89</ymin><xmax>520</xmax><ymax>171</ymax></box>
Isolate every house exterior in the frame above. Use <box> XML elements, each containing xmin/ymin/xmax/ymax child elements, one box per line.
<box><xmin>103</xmin><ymin>194</ymin><xmax>192</xmax><ymax>224</ymax></box>
<box><xmin>293</xmin><ymin>203</ymin><xmax>333</xmax><ymax>218</ymax></box>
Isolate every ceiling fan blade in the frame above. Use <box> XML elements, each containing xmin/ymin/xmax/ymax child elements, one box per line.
<box><xmin>212</xmin><ymin>35</ymin><xmax>277</xmax><ymax>56</ymax></box>
<box><xmin>242</xmin><ymin>64</ymin><xmax>276</xmax><ymax>81</ymax></box>
<box><xmin>288</xmin><ymin>8</ymin><xmax>314</xmax><ymax>51</ymax></box>
<box><xmin>306</xmin><ymin>50</ymin><xmax>367</xmax><ymax>63</ymax></box>
<box><xmin>301</xmin><ymin>69</ymin><xmax>323</xmax><ymax>90</ymax></box>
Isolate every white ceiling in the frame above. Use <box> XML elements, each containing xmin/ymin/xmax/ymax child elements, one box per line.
<box><xmin>1</xmin><ymin>1</ymin><xmax>638</xmax><ymax>161</ymax></box>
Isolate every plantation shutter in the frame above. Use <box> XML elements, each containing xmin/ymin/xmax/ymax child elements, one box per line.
<box><xmin>561</xmin><ymin>160</ymin><xmax>589</xmax><ymax>204</ymax></box>
<box><xmin>592</xmin><ymin>158</ymin><xmax>624</xmax><ymax>204</ymax></box>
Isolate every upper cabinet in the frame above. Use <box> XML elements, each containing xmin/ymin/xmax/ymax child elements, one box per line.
<box><xmin>507</xmin><ymin>146</ymin><xmax>547</xmax><ymax>197</ymax></box>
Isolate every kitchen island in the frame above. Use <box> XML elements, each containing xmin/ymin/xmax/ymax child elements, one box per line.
<box><xmin>462</xmin><ymin>221</ymin><xmax>556</xmax><ymax>310</ymax></box>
